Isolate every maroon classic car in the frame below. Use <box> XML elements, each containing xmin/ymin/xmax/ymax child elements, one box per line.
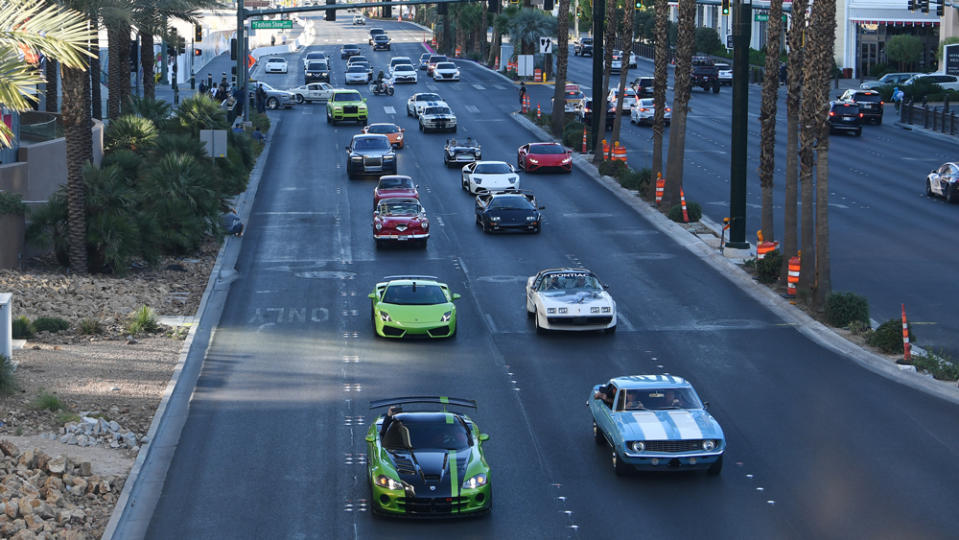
<box><xmin>373</xmin><ymin>175</ymin><xmax>419</xmax><ymax>208</ymax></box>
<box><xmin>517</xmin><ymin>142</ymin><xmax>573</xmax><ymax>173</ymax></box>
<box><xmin>373</xmin><ymin>198</ymin><xmax>430</xmax><ymax>248</ymax></box>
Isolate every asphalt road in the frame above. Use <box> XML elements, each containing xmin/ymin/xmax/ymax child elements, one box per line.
<box><xmin>557</xmin><ymin>52</ymin><xmax>959</xmax><ymax>358</ymax></box>
<box><xmin>146</xmin><ymin>18</ymin><xmax>959</xmax><ymax>539</ymax></box>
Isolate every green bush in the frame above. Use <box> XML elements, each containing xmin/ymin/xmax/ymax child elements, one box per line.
<box><xmin>0</xmin><ymin>355</ymin><xmax>16</xmax><ymax>395</ymax></box>
<box><xmin>866</xmin><ymin>319</ymin><xmax>915</xmax><ymax>355</ymax></box>
<box><xmin>31</xmin><ymin>391</ymin><xmax>64</xmax><ymax>412</ymax></box>
<box><xmin>562</xmin><ymin>121</ymin><xmax>586</xmax><ymax>149</ymax></box>
<box><xmin>667</xmin><ymin>201</ymin><xmax>703</xmax><ymax>223</ymax></box>
<box><xmin>912</xmin><ymin>350</ymin><xmax>959</xmax><ymax>381</ymax></box>
<box><xmin>0</xmin><ymin>191</ymin><xmax>27</xmax><ymax>216</ymax></box>
<box><xmin>598</xmin><ymin>160</ymin><xmax>629</xmax><ymax>179</ymax></box>
<box><xmin>756</xmin><ymin>250</ymin><xmax>783</xmax><ymax>284</ymax></box>
<box><xmin>12</xmin><ymin>316</ymin><xmax>33</xmax><ymax>339</ymax></box>
<box><xmin>824</xmin><ymin>292</ymin><xmax>870</xmax><ymax>328</ymax></box>
<box><xmin>78</xmin><ymin>318</ymin><xmax>104</xmax><ymax>335</ymax></box>
<box><xmin>251</xmin><ymin>112</ymin><xmax>271</xmax><ymax>133</ymax></box>
<box><xmin>619</xmin><ymin>167</ymin><xmax>651</xmax><ymax>195</ymax></box>
<box><xmin>694</xmin><ymin>27</ymin><xmax>723</xmax><ymax>55</ymax></box>
<box><xmin>126</xmin><ymin>305</ymin><xmax>160</xmax><ymax>335</ymax></box>
<box><xmin>32</xmin><ymin>317</ymin><xmax>70</xmax><ymax>334</ymax></box>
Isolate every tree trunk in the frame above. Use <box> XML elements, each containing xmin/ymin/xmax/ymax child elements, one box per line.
<box><xmin>61</xmin><ymin>65</ymin><xmax>91</xmax><ymax>275</ymax></box>
<box><xmin>592</xmin><ymin>0</ymin><xmax>617</xmax><ymax>160</ymax></box>
<box><xmin>611</xmin><ymin>11</ymin><xmax>634</xmax><ymax>145</ymax></box>
<box><xmin>758</xmin><ymin>0</ymin><xmax>783</xmax><ymax>242</ymax></box>
<box><xmin>90</xmin><ymin>18</ymin><xmax>102</xmax><ymax>120</ymax></box>
<box><xmin>811</xmin><ymin>0</ymin><xmax>837</xmax><ymax>309</ymax></box>
<box><xmin>142</xmin><ymin>32</ymin><xmax>155</xmax><ymax>100</ymax></box>
<box><xmin>480</xmin><ymin>7</ymin><xmax>489</xmax><ymax>61</ymax></box>
<box><xmin>443</xmin><ymin>14</ymin><xmax>452</xmax><ymax>55</ymax></box>
<box><xmin>651</xmin><ymin>0</ymin><xmax>669</xmax><ymax>180</ymax></box>
<box><xmin>107</xmin><ymin>23</ymin><xmax>124</xmax><ymax>118</ymax></box>
<box><xmin>662</xmin><ymin>0</ymin><xmax>695</xmax><ymax>209</ymax></box>
<box><xmin>45</xmin><ymin>60</ymin><xmax>58</xmax><ymax>112</ymax></box>
<box><xmin>488</xmin><ymin>29</ymin><xmax>502</xmax><ymax>66</ymax></box>
<box><xmin>782</xmin><ymin>0</ymin><xmax>807</xmax><ymax>273</ymax></box>
<box><xmin>550</xmin><ymin>0</ymin><xmax>572</xmax><ymax>136</ymax></box>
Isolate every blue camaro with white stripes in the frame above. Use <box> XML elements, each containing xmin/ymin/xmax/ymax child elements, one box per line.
<box><xmin>588</xmin><ymin>375</ymin><xmax>725</xmax><ymax>476</ymax></box>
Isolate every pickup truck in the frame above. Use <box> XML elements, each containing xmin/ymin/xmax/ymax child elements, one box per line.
<box><xmin>574</xmin><ymin>38</ymin><xmax>593</xmax><ymax>57</ymax></box>
<box><xmin>691</xmin><ymin>57</ymin><xmax>720</xmax><ymax>93</ymax></box>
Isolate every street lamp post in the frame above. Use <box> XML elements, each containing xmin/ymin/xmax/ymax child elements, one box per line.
<box><xmin>727</xmin><ymin>0</ymin><xmax>751</xmax><ymax>249</ymax></box>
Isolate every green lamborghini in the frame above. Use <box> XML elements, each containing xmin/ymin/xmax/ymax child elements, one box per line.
<box><xmin>368</xmin><ymin>275</ymin><xmax>460</xmax><ymax>338</ymax></box>
<box><xmin>366</xmin><ymin>397</ymin><xmax>492</xmax><ymax>517</ymax></box>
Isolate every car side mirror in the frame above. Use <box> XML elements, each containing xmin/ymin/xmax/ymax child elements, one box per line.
<box><xmin>401</xmin><ymin>128</ymin><xmax>405</xmax><ymax>132</ymax></box>
<box><xmin>478</xmin><ymin>433</ymin><xmax>490</xmax><ymax>442</ymax></box>
<box><xmin>538</xmin><ymin>206</ymin><xmax>546</xmax><ymax>210</ymax></box>
<box><xmin>363</xmin><ymin>98</ymin><xmax>367</xmax><ymax>103</ymax></box>
<box><xmin>368</xmin><ymin>293</ymin><xmax>377</xmax><ymax>300</ymax></box>
<box><xmin>703</xmin><ymin>401</ymin><xmax>710</xmax><ymax>410</ymax></box>
<box><xmin>603</xmin><ymin>283</ymin><xmax>610</xmax><ymax>290</ymax></box>
<box><xmin>452</xmin><ymin>293</ymin><xmax>462</xmax><ymax>300</ymax></box>
<box><xmin>365</xmin><ymin>433</ymin><xmax>375</xmax><ymax>442</ymax></box>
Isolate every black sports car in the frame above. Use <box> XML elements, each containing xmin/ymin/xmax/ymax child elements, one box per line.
<box><xmin>475</xmin><ymin>190</ymin><xmax>544</xmax><ymax>234</ymax></box>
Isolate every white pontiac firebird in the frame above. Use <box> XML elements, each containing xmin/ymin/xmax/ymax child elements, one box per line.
<box><xmin>526</xmin><ymin>268</ymin><xmax>617</xmax><ymax>334</ymax></box>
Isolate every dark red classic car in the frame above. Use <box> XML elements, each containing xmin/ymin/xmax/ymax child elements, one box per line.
<box><xmin>373</xmin><ymin>175</ymin><xmax>419</xmax><ymax>208</ymax></box>
<box><xmin>517</xmin><ymin>142</ymin><xmax>573</xmax><ymax>173</ymax></box>
<box><xmin>373</xmin><ymin>198</ymin><xmax>430</xmax><ymax>248</ymax></box>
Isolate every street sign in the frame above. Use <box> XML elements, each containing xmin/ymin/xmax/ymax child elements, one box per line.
<box><xmin>755</xmin><ymin>13</ymin><xmax>768</xmax><ymax>21</ymax></box>
<box><xmin>946</xmin><ymin>43</ymin><xmax>959</xmax><ymax>76</ymax></box>
<box><xmin>726</xmin><ymin>34</ymin><xmax>734</xmax><ymax>49</ymax></box>
<box><xmin>539</xmin><ymin>37</ymin><xmax>552</xmax><ymax>54</ymax></box>
<box><xmin>251</xmin><ymin>20</ymin><xmax>293</xmax><ymax>30</ymax></box>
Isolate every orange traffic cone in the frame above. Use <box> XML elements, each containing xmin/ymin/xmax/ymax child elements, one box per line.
<box><xmin>786</xmin><ymin>253</ymin><xmax>800</xmax><ymax>297</ymax></box>
<box><xmin>581</xmin><ymin>127</ymin><xmax>587</xmax><ymax>153</ymax></box>
<box><xmin>655</xmin><ymin>173</ymin><xmax>665</xmax><ymax>205</ymax></box>
<box><xmin>680</xmin><ymin>188</ymin><xmax>689</xmax><ymax>223</ymax></box>
<box><xmin>537</xmin><ymin>103</ymin><xmax>541</xmax><ymax>120</ymax></box>
<box><xmin>601</xmin><ymin>139</ymin><xmax>609</xmax><ymax>161</ymax></box>
<box><xmin>756</xmin><ymin>231</ymin><xmax>779</xmax><ymax>260</ymax></box>
<box><xmin>900</xmin><ymin>303</ymin><xmax>912</xmax><ymax>364</ymax></box>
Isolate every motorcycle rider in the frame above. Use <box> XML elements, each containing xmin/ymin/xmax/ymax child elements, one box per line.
<box><xmin>374</xmin><ymin>70</ymin><xmax>387</xmax><ymax>93</ymax></box>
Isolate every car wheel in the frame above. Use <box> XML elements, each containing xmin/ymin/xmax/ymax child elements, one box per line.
<box><xmin>388</xmin><ymin>87</ymin><xmax>394</xmax><ymax>96</ymax></box>
<box><xmin>612</xmin><ymin>450</ymin><xmax>629</xmax><ymax>476</ymax></box>
<box><xmin>481</xmin><ymin>220</ymin><xmax>490</xmax><ymax>233</ymax></box>
<box><xmin>462</xmin><ymin>178</ymin><xmax>469</xmax><ymax>191</ymax></box>
<box><xmin>326</xmin><ymin>111</ymin><xmax>331</xmax><ymax>123</ymax></box>
<box><xmin>712</xmin><ymin>82</ymin><xmax>720</xmax><ymax>94</ymax></box>
<box><xmin>295</xmin><ymin>94</ymin><xmax>304</xmax><ymax>104</ymax></box>
<box><xmin>926</xmin><ymin>179</ymin><xmax>933</xmax><ymax>197</ymax></box>
<box><xmin>708</xmin><ymin>455</ymin><xmax>723</xmax><ymax>476</ymax></box>
<box><xmin>947</xmin><ymin>184</ymin><xmax>956</xmax><ymax>203</ymax></box>
<box><xmin>593</xmin><ymin>422</ymin><xmax>605</xmax><ymax>445</ymax></box>
<box><xmin>532</xmin><ymin>225</ymin><xmax>541</xmax><ymax>234</ymax></box>
<box><xmin>347</xmin><ymin>165</ymin><xmax>355</xmax><ymax>180</ymax></box>
<box><xmin>605</xmin><ymin>325</ymin><xmax>617</xmax><ymax>335</ymax></box>
<box><xmin>374</xmin><ymin>239</ymin><xmax>384</xmax><ymax>249</ymax></box>
<box><xmin>419</xmin><ymin>123</ymin><xmax>425</xmax><ymax>132</ymax></box>
<box><xmin>535</xmin><ymin>315</ymin><xmax>547</xmax><ymax>335</ymax></box>
<box><xmin>406</xmin><ymin>106</ymin><xmax>412</xmax><ymax>117</ymax></box>
<box><xmin>267</xmin><ymin>97</ymin><xmax>278</xmax><ymax>110</ymax></box>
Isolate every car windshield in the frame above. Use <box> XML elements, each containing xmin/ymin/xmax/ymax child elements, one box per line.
<box><xmin>538</xmin><ymin>272</ymin><xmax>602</xmax><ymax>292</ymax></box>
<box><xmin>430</xmin><ymin>56</ymin><xmax>448</xmax><ymax>63</ymax></box>
<box><xmin>436</xmin><ymin>62</ymin><xmax>456</xmax><ymax>69</ymax></box>
<box><xmin>344</xmin><ymin>45</ymin><xmax>359</xmax><ymax>51</ymax></box>
<box><xmin>367</xmin><ymin>124</ymin><xmax>399</xmax><ymax>134</ymax></box>
<box><xmin>378</xmin><ymin>177</ymin><xmax>414</xmax><ymax>189</ymax></box>
<box><xmin>306</xmin><ymin>53</ymin><xmax>324</xmax><ymax>60</ymax></box>
<box><xmin>416</xmin><ymin>93</ymin><xmax>441</xmax><ymax>102</ymax></box>
<box><xmin>582</xmin><ymin>38</ymin><xmax>593</xmax><ymax>44</ymax></box>
<box><xmin>474</xmin><ymin>163</ymin><xmax>511</xmax><ymax>174</ymax></box>
<box><xmin>530</xmin><ymin>144</ymin><xmax>565</xmax><ymax>155</ymax></box>
<box><xmin>489</xmin><ymin>196</ymin><xmax>532</xmax><ymax>209</ymax></box>
<box><xmin>346</xmin><ymin>66</ymin><xmax>366</xmax><ymax>73</ymax></box>
<box><xmin>308</xmin><ymin>62</ymin><xmax>327</xmax><ymax>70</ymax></box>
<box><xmin>833</xmin><ymin>104</ymin><xmax>859</xmax><ymax>114</ymax></box>
<box><xmin>382</xmin><ymin>284</ymin><xmax>447</xmax><ymax>305</ymax></box>
<box><xmin>424</xmin><ymin>107</ymin><xmax>451</xmax><ymax>115</ymax></box>
<box><xmin>375</xmin><ymin>35</ymin><xmax>389</xmax><ymax>41</ymax></box>
<box><xmin>267</xmin><ymin>58</ymin><xmax>283</xmax><ymax>63</ymax></box>
<box><xmin>855</xmin><ymin>93</ymin><xmax>882</xmax><ymax>102</ymax></box>
<box><xmin>380</xmin><ymin>200</ymin><xmax>422</xmax><ymax>215</ymax></box>
<box><xmin>566</xmin><ymin>91</ymin><xmax>584</xmax><ymax>99</ymax></box>
<box><xmin>394</xmin><ymin>64</ymin><xmax>414</xmax><ymax>72</ymax></box>
<box><xmin>354</xmin><ymin>137</ymin><xmax>389</xmax><ymax>150</ymax></box>
<box><xmin>382</xmin><ymin>418</ymin><xmax>469</xmax><ymax>451</ymax></box>
<box><xmin>619</xmin><ymin>388</ymin><xmax>703</xmax><ymax>411</ymax></box>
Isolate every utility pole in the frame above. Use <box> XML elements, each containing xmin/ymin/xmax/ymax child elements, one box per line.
<box><xmin>590</xmin><ymin>0</ymin><xmax>605</xmax><ymax>147</ymax></box>
<box><xmin>574</xmin><ymin>0</ymin><xmax>579</xmax><ymax>39</ymax></box>
<box><xmin>236</xmin><ymin>0</ymin><xmax>248</xmax><ymax>121</ymax></box>
<box><xmin>726</xmin><ymin>0</ymin><xmax>751</xmax><ymax>249</ymax></box>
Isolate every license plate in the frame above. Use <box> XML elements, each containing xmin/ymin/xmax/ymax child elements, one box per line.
<box><xmin>843</xmin><ymin>117</ymin><xmax>853</xmax><ymax>121</ymax></box>
<box><xmin>397</xmin><ymin>236</ymin><xmax>408</xmax><ymax>241</ymax></box>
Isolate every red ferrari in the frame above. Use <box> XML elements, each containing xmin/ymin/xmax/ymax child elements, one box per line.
<box><xmin>373</xmin><ymin>197</ymin><xmax>430</xmax><ymax>248</ymax></box>
<box><xmin>517</xmin><ymin>142</ymin><xmax>573</xmax><ymax>173</ymax></box>
<box><xmin>373</xmin><ymin>175</ymin><xmax>419</xmax><ymax>208</ymax></box>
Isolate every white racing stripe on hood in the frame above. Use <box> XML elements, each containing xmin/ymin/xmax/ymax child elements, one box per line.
<box><xmin>667</xmin><ymin>410</ymin><xmax>704</xmax><ymax>440</ymax></box>
<box><xmin>631</xmin><ymin>412</ymin><xmax>668</xmax><ymax>440</ymax></box>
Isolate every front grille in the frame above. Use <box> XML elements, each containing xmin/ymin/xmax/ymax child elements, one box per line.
<box><xmin>343</xmin><ymin>106</ymin><xmax>358</xmax><ymax>114</ymax></box>
<box><xmin>547</xmin><ymin>315</ymin><xmax>613</xmax><ymax>326</ymax></box>
<box><xmin>644</xmin><ymin>440</ymin><xmax>705</xmax><ymax>453</ymax></box>
<box><xmin>364</xmin><ymin>157</ymin><xmax>382</xmax><ymax>167</ymax></box>
<box><xmin>427</xmin><ymin>325</ymin><xmax>450</xmax><ymax>338</ymax></box>
<box><xmin>382</xmin><ymin>326</ymin><xmax>404</xmax><ymax>337</ymax></box>
<box><xmin>402</xmin><ymin>496</ymin><xmax>469</xmax><ymax>514</ymax></box>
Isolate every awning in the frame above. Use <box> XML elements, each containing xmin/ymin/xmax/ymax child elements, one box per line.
<box><xmin>850</xmin><ymin>19</ymin><xmax>940</xmax><ymax>26</ymax></box>
<box><xmin>848</xmin><ymin>7</ymin><xmax>940</xmax><ymax>26</ymax></box>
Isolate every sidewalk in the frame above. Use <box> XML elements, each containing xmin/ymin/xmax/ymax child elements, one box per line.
<box><xmin>153</xmin><ymin>52</ymin><xmax>236</xmax><ymax>107</ymax></box>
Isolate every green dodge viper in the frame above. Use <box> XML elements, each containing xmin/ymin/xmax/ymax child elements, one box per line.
<box><xmin>368</xmin><ymin>275</ymin><xmax>459</xmax><ymax>338</ymax></box>
<box><xmin>366</xmin><ymin>396</ymin><xmax>492</xmax><ymax>517</ymax></box>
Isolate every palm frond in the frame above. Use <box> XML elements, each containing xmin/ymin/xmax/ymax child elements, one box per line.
<box><xmin>0</xmin><ymin>0</ymin><xmax>96</xmax><ymax>70</ymax></box>
<box><xmin>0</xmin><ymin>50</ymin><xmax>43</xmax><ymax>111</ymax></box>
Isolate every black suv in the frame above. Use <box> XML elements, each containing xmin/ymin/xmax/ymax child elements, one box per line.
<box><xmin>346</xmin><ymin>134</ymin><xmax>397</xmax><ymax>179</ymax></box>
<box><xmin>368</xmin><ymin>28</ymin><xmax>385</xmax><ymax>45</ymax></box>
<box><xmin>579</xmin><ymin>98</ymin><xmax>615</xmax><ymax>129</ymax></box>
<box><xmin>691</xmin><ymin>56</ymin><xmax>720</xmax><ymax>93</ymax></box>
<box><xmin>633</xmin><ymin>77</ymin><xmax>655</xmax><ymax>97</ymax></box>
<box><xmin>372</xmin><ymin>34</ymin><xmax>391</xmax><ymax>51</ymax></box>
<box><xmin>838</xmin><ymin>89</ymin><xmax>883</xmax><ymax>125</ymax></box>
<box><xmin>304</xmin><ymin>61</ymin><xmax>329</xmax><ymax>83</ymax></box>
<box><xmin>828</xmin><ymin>101</ymin><xmax>863</xmax><ymax>136</ymax></box>
<box><xmin>574</xmin><ymin>37</ymin><xmax>593</xmax><ymax>57</ymax></box>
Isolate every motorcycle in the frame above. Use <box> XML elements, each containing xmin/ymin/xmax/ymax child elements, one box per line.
<box><xmin>369</xmin><ymin>80</ymin><xmax>394</xmax><ymax>96</ymax></box>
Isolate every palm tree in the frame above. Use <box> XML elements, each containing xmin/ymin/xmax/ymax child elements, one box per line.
<box><xmin>90</xmin><ymin>13</ymin><xmax>103</xmax><ymax>120</ymax></box>
<box><xmin>782</xmin><ymin>0</ymin><xmax>808</xmax><ymax>274</ymax></box>
<box><xmin>45</xmin><ymin>59</ymin><xmax>58</xmax><ymax>112</ymax></box>
<box><xmin>508</xmin><ymin>8</ymin><xmax>556</xmax><ymax>55</ymax></box>
<box><xmin>758</xmin><ymin>0</ymin><xmax>783</xmax><ymax>241</ymax></box>
<box><xmin>488</xmin><ymin>6</ymin><xmax>518</xmax><ymax>67</ymax></box>
<box><xmin>0</xmin><ymin>0</ymin><xmax>95</xmax><ymax>147</ymax></box>
<box><xmin>549</xmin><ymin>0</ymin><xmax>572</xmax><ymax>137</ymax></box>
<box><xmin>610</xmin><ymin>6</ymin><xmax>634</xmax><ymax>146</ymax></box>
<box><xmin>592</xmin><ymin>0</ymin><xmax>617</xmax><ymax>159</ymax></box>
<box><xmin>62</xmin><ymin>52</ymin><xmax>93</xmax><ymax>275</ymax></box>
<box><xmin>104</xmin><ymin>0</ymin><xmax>133</xmax><ymax>118</ymax></box>
<box><xmin>651</xmin><ymin>0</ymin><xmax>668</xmax><ymax>180</ymax></box>
<box><xmin>810</xmin><ymin>0</ymin><xmax>837</xmax><ymax>309</ymax></box>
<box><xmin>661</xmin><ymin>0</ymin><xmax>695</xmax><ymax>209</ymax></box>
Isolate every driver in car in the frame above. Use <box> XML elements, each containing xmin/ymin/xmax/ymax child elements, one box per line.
<box><xmin>375</xmin><ymin>70</ymin><xmax>386</xmax><ymax>92</ymax></box>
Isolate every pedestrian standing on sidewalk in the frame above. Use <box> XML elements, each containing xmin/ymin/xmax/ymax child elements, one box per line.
<box><xmin>519</xmin><ymin>81</ymin><xmax>527</xmax><ymax>111</ymax></box>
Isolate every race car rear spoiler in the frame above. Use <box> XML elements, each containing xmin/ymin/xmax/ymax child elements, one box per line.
<box><xmin>381</xmin><ymin>275</ymin><xmax>439</xmax><ymax>281</ymax></box>
<box><xmin>370</xmin><ymin>396</ymin><xmax>477</xmax><ymax>411</ymax></box>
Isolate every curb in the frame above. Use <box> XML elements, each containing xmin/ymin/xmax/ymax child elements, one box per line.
<box><xmin>101</xmin><ymin>115</ymin><xmax>281</xmax><ymax>540</ymax></box>
<box><xmin>510</xmin><ymin>112</ymin><xmax>959</xmax><ymax>406</ymax></box>
<box><xmin>894</xmin><ymin>121</ymin><xmax>957</xmax><ymax>143</ymax></box>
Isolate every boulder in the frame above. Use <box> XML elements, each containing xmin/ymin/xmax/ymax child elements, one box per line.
<box><xmin>0</xmin><ymin>440</ymin><xmax>20</xmax><ymax>458</ymax></box>
<box><xmin>45</xmin><ymin>457</ymin><xmax>65</xmax><ymax>475</ymax></box>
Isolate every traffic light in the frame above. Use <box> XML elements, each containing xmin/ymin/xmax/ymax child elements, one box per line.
<box><xmin>194</xmin><ymin>25</ymin><xmax>202</xmax><ymax>42</ymax></box>
<box><xmin>544</xmin><ymin>0</ymin><xmax>553</xmax><ymax>10</ymax></box>
<box><xmin>634</xmin><ymin>0</ymin><xmax>642</xmax><ymax>8</ymax></box>
<box><xmin>937</xmin><ymin>0</ymin><xmax>944</xmax><ymax>16</ymax></box>
<box><xmin>576</xmin><ymin>6</ymin><xmax>582</xmax><ymax>17</ymax></box>
<box><xmin>230</xmin><ymin>38</ymin><xmax>237</xmax><ymax>60</ymax></box>
<box><xmin>193</xmin><ymin>48</ymin><xmax>202</xmax><ymax>56</ymax></box>
<box><xmin>921</xmin><ymin>0</ymin><xmax>929</xmax><ymax>12</ymax></box>
<box><xmin>177</xmin><ymin>36</ymin><xmax>186</xmax><ymax>55</ymax></box>
<box><xmin>722</xmin><ymin>0</ymin><xmax>730</xmax><ymax>15</ymax></box>
<box><xmin>907</xmin><ymin>0</ymin><xmax>915</xmax><ymax>10</ymax></box>
<box><xmin>325</xmin><ymin>0</ymin><xmax>336</xmax><ymax>21</ymax></box>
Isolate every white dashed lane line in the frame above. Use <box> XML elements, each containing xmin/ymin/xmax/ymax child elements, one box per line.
<box><xmin>465</xmin><ymin>105</ymin><xmax>480</xmax><ymax>113</ymax></box>
<box><xmin>384</xmin><ymin>105</ymin><xmax>396</xmax><ymax>114</ymax></box>
<box><xmin>472</xmin><ymin>83</ymin><xmax>486</xmax><ymax>91</ymax></box>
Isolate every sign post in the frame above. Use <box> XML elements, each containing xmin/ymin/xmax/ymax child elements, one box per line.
<box><xmin>945</xmin><ymin>43</ymin><xmax>959</xmax><ymax>76</ymax></box>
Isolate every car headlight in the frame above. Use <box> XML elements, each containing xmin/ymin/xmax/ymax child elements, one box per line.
<box><xmin>441</xmin><ymin>311</ymin><xmax>452</xmax><ymax>322</ymax></box>
<box><xmin>463</xmin><ymin>473</ymin><xmax>487</xmax><ymax>489</ymax></box>
<box><xmin>630</xmin><ymin>441</ymin><xmax>645</xmax><ymax>452</ymax></box>
<box><xmin>602</xmin><ymin>306</ymin><xmax>611</xmax><ymax>313</ymax></box>
<box><xmin>474</xmin><ymin>178</ymin><xmax>482</xmax><ymax>184</ymax></box>
<box><xmin>374</xmin><ymin>222</ymin><xmax>383</xmax><ymax>230</ymax></box>
<box><xmin>490</xmin><ymin>216</ymin><xmax>500</xmax><ymax>222</ymax></box>
<box><xmin>376</xmin><ymin>475</ymin><xmax>403</xmax><ymax>490</ymax></box>
<box><xmin>526</xmin><ymin>216</ymin><xmax>536</xmax><ymax>221</ymax></box>
<box><xmin>546</xmin><ymin>307</ymin><xmax>556</xmax><ymax>314</ymax></box>
<box><xmin>703</xmin><ymin>440</ymin><xmax>717</xmax><ymax>451</ymax></box>
<box><xmin>351</xmin><ymin>156</ymin><xmax>362</xmax><ymax>161</ymax></box>
<box><xmin>528</xmin><ymin>158</ymin><xmax>539</xmax><ymax>164</ymax></box>
<box><xmin>384</xmin><ymin>155</ymin><xmax>395</xmax><ymax>161</ymax></box>
<box><xmin>421</xmin><ymin>220</ymin><xmax>429</xmax><ymax>229</ymax></box>
<box><xmin>558</xmin><ymin>307</ymin><xmax>568</xmax><ymax>314</ymax></box>
<box><xmin>378</xmin><ymin>311</ymin><xmax>391</xmax><ymax>322</ymax></box>
<box><xmin>591</xmin><ymin>307</ymin><xmax>600</xmax><ymax>313</ymax></box>
<box><xmin>562</xmin><ymin>157</ymin><xmax>572</xmax><ymax>164</ymax></box>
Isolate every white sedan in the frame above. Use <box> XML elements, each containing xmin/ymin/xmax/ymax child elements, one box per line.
<box><xmin>630</xmin><ymin>98</ymin><xmax>671</xmax><ymax>126</ymax></box>
<box><xmin>432</xmin><ymin>62</ymin><xmax>460</xmax><ymax>81</ymax></box>
<box><xmin>525</xmin><ymin>268</ymin><xmax>617</xmax><ymax>334</ymax></box>
<box><xmin>288</xmin><ymin>82</ymin><xmax>335</xmax><ymax>103</ymax></box>
<box><xmin>390</xmin><ymin>64</ymin><xmax>418</xmax><ymax>84</ymax></box>
<box><xmin>607</xmin><ymin>88</ymin><xmax>639</xmax><ymax>113</ymax></box>
<box><xmin>461</xmin><ymin>161</ymin><xmax>519</xmax><ymax>195</ymax></box>
<box><xmin>344</xmin><ymin>64</ymin><xmax>370</xmax><ymax>84</ymax></box>
<box><xmin>406</xmin><ymin>92</ymin><xmax>447</xmax><ymax>117</ymax></box>
<box><xmin>264</xmin><ymin>57</ymin><xmax>288</xmax><ymax>74</ymax></box>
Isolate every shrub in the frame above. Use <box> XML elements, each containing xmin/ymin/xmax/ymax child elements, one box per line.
<box><xmin>32</xmin><ymin>317</ymin><xmax>70</xmax><ymax>334</ymax></box>
<box><xmin>866</xmin><ymin>319</ymin><xmax>915</xmax><ymax>354</ymax></box>
<box><xmin>12</xmin><ymin>316</ymin><xmax>34</xmax><ymax>339</ymax></box>
<box><xmin>56</xmin><ymin>412</ymin><xmax>83</xmax><ymax>425</ymax></box>
<box><xmin>912</xmin><ymin>350</ymin><xmax>959</xmax><ymax>381</ymax></box>
<box><xmin>126</xmin><ymin>305</ymin><xmax>160</xmax><ymax>335</ymax></box>
<box><xmin>0</xmin><ymin>355</ymin><xmax>17</xmax><ymax>395</ymax></box>
<box><xmin>756</xmin><ymin>250</ymin><xmax>783</xmax><ymax>284</ymax></box>
<box><xmin>31</xmin><ymin>391</ymin><xmax>64</xmax><ymax>412</ymax></box>
<box><xmin>824</xmin><ymin>292</ymin><xmax>870</xmax><ymax>328</ymax></box>
<box><xmin>847</xmin><ymin>319</ymin><xmax>870</xmax><ymax>336</ymax></box>
<box><xmin>562</xmin><ymin>121</ymin><xmax>586</xmax><ymax>149</ymax></box>
<box><xmin>251</xmin><ymin>112</ymin><xmax>271</xmax><ymax>133</ymax></box>
<box><xmin>78</xmin><ymin>318</ymin><xmax>104</xmax><ymax>335</ymax></box>
<box><xmin>598</xmin><ymin>160</ymin><xmax>629</xmax><ymax>179</ymax></box>
<box><xmin>0</xmin><ymin>191</ymin><xmax>27</xmax><ymax>216</ymax></box>
<box><xmin>667</xmin><ymin>201</ymin><xmax>703</xmax><ymax>223</ymax></box>
<box><xmin>619</xmin><ymin>167</ymin><xmax>651</xmax><ymax>194</ymax></box>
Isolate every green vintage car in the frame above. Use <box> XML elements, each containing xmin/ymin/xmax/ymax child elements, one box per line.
<box><xmin>368</xmin><ymin>275</ymin><xmax>459</xmax><ymax>339</ymax></box>
<box><xmin>326</xmin><ymin>89</ymin><xmax>368</xmax><ymax>125</ymax></box>
<box><xmin>366</xmin><ymin>397</ymin><xmax>492</xmax><ymax>517</ymax></box>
